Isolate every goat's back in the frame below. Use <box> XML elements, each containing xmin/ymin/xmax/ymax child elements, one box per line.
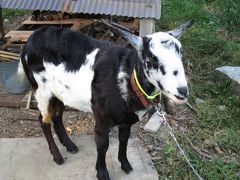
<box><xmin>22</xmin><ymin>26</ymin><xmax>108</xmax><ymax>72</ymax></box>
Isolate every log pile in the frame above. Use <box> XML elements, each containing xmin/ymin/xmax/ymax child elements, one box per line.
<box><xmin>2</xmin><ymin>11</ymin><xmax>139</xmax><ymax>51</ymax></box>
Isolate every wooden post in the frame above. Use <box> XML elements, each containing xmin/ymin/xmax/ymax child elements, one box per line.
<box><xmin>139</xmin><ymin>18</ymin><xmax>155</xmax><ymax>36</ymax></box>
<box><xmin>0</xmin><ymin>6</ymin><xmax>4</xmax><ymax>41</ymax></box>
<box><xmin>26</xmin><ymin>90</ymin><xmax>33</xmax><ymax>109</ymax></box>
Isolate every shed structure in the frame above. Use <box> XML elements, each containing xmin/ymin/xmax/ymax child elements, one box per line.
<box><xmin>2</xmin><ymin>0</ymin><xmax>161</xmax><ymax>36</ymax></box>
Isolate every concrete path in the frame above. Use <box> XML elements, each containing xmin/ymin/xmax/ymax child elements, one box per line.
<box><xmin>0</xmin><ymin>134</ymin><xmax>159</xmax><ymax>180</ymax></box>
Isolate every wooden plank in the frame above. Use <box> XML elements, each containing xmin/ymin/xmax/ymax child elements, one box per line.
<box><xmin>2</xmin><ymin>43</ymin><xmax>25</xmax><ymax>51</ymax></box>
<box><xmin>5</xmin><ymin>31</ymin><xmax>34</xmax><ymax>38</ymax></box>
<box><xmin>0</xmin><ymin>56</ymin><xmax>17</xmax><ymax>62</ymax></box>
<box><xmin>0</xmin><ymin>54</ymin><xmax>19</xmax><ymax>60</ymax></box>
<box><xmin>0</xmin><ymin>94</ymin><xmax>25</xmax><ymax>108</ymax></box>
<box><xmin>22</xmin><ymin>17</ymin><xmax>87</xmax><ymax>25</ymax></box>
<box><xmin>0</xmin><ymin>50</ymin><xmax>20</xmax><ymax>57</ymax></box>
<box><xmin>4</xmin><ymin>31</ymin><xmax>33</xmax><ymax>43</ymax></box>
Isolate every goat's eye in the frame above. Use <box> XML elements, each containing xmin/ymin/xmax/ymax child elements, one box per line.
<box><xmin>146</xmin><ymin>57</ymin><xmax>151</xmax><ymax>63</ymax></box>
<box><xmin>149</xmin><ymin>53</ymin><xmax>155</xmax><ymax>59</ymax></box>
<box><xmin>173</xmin><ymin>70</ymin><xmax>178</xmax><ymax>76</ymax></box>
<box><xmin>146</xmin><ymin>57</ymin><xmax>153</xmax><ymax>63</ymax></box>
<box><xmin>146</xmin><ymin>56</ymin><xmax>153</xmax><ymax>63</ymax></box>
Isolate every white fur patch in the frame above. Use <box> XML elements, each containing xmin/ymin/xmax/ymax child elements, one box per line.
<box><xmin>33</xmin><ymin>48</ymin><xmax>99</xmax><ymax>122</ymax></box>
<box><xmin>117</xmin><ymin>66</ymin><xmax>129</xmax><ymax>102</ymax></box>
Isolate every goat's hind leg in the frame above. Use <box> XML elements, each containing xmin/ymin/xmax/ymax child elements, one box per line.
<box><xmin>50</xmin><ymin>97</ymin><xmax>78</xmax><ymax>153</ymax></box>
<box><xmin>38</xmin><ymin>114</ymin><xmax>64</xmax><ymax>164</ymax></box>
<box><xmin>35</xmin><ymin>91</ymin><xmax>64</xmax><ymax>165</ymax></box>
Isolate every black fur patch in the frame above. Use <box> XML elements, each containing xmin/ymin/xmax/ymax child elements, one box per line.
<box><xmin>157</xmin><ymin>81</ymin><xmax>164</xmax><ymax>90</ymax></box>
<box><xmin>174</xmin><ymin>43</ymin><xmax>180</xmax><ymax>54</ymax></box>
<box><xmin>146</xmin><ymin>70</ymin><xmax>150</xmax><ymax>76</ymax></box>
<box><xmin>180</xmin><ymin>47</ymin><xmax>183</xmax><ymax>56</ymax></box>
<box><xmin>173</xmin><ymin>70</ymin><xmax>178</xmax><ymax>76</ymax></box>
<box><xmin>42</xmin><ymin>77</ymin><xmax>47</xmax><ymax>83</ymax></box>
<box><xmin>65</xmin><ymin>85</ymin><xmax>70</xmax><ymax>89</ymax></box>
<box><xmin>161</xmin><ymin>39</ymin><xmax>181</xmax><ymax>55</ymax></box>
<box><xmin>119</xmin><ymin>78</ymin><xmax>124</xmax><ymax>84</ymax></box>
<box><xmin>161</xmin><ymin>40</ymin><xmax>169</xmax><ymax>44</ymax></box>
<box><xmin>142</xmin><ymin>37</ymin><xmax>159</xmax><ymax>70</ymax></box>
<box><xmin>160</xmin><ymin>65</ymin><xmax>166</xmax><ymax>75</ymax></box>
<box><xmin>20</xmin><ymin>51</ymin><xmax>38</xmax><ymax>90</ymax></box>
<box><xmin>142</xmin><ymin>37</ymin><xmax>151</xmax><ymax>58</ymax></box>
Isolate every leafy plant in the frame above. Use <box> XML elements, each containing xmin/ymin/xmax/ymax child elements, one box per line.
<box><xmin>3</xmin><ymin>9</ymin><xmax>30</xmax><ymax>20</ymax></box>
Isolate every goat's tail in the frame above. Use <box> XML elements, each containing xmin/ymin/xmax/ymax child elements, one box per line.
<box><xmin>17</xmin><ymin>57</ymin><xmax>27</xmax><ymax>83</ymax></box>
<box><xmin>18</xmin><ymin>52</ymin><xmax>38</xmax><ymax>90</ymax></box>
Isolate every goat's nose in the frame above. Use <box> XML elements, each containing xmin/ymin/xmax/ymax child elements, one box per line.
<box><xmin>177</xmin><ymin>87</ymin><xmax>188</xmax><ymax>98</ymax></box>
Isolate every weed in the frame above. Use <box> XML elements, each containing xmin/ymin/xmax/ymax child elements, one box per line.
<box><xmin>215</xmin><ymin>0</ymin><xmax>240</xmax><ymax>33</ymax></box>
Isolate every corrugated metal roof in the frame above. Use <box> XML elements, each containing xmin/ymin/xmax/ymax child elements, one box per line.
<box><xmin>2</xmin><ymin>0</ymin><xmax>161</xmax><ymax>19</ymax></box>
<box><xmin>2</xmin><ymin>0</ymin><xmax>65</xmax><ymax>12</ymax></box>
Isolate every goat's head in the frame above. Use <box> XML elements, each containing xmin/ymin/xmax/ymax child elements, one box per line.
<box><xmin>114</xmin><ymin>21</ymin><xmax>193</xmax><ymax>104</ymax></box>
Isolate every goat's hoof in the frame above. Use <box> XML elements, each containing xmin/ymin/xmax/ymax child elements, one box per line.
<box><xmin>96</xmin><ymin>168</ymin><xmax>110</xmax><ymax>180</ymax></box>
<box><xmin>53</xmin><ymin>154</ymin><xmax>64</xmax><ymax>165</ymax></box>
<box><xmin>121</xmin><ymin>161</ymin><xmax>133</xmax><ymax>174</ymax></box>
<box><xmin>67</xmin><ymin>144</ymin><xmax>79</xmax><ymax>154</ymax></box>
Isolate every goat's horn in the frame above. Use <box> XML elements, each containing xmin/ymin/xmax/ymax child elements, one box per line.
<box><xmin>167</xmin><ymin>20</ymin><xmax>194</xmax><ymax>39</ymax></box>
<box><xmin>101</xmin><ymin>19</ymin><xmax>143</xmax><ymax>50</ymax></box>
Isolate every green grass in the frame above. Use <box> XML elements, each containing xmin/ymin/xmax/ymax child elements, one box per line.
<box><xmin>156</xmin><ymin>0</ymin><xmax>240</xmax><ymax>179</ymax></box>
<box><xmin>2</xmin><ymin>9</ymin><xmax>30</xmax><ymax>20</ymax></box>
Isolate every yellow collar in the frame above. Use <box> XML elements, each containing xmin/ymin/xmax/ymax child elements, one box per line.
<box><xmin>133</xmin><ymin>68</ymin><xmax>161</xmax><ymax>100</ymax></box>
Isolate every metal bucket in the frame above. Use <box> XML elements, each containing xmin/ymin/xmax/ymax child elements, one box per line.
<box><xmin>0</xmin><ymin>61</ymin><xmax>29</xmax><ymax>93</ymax></box>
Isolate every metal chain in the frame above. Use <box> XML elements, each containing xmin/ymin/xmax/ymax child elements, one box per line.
<box><xmin>154</xmin><ymin>104</ymin><xmax>204</xmax><ymax>180</ymax></box>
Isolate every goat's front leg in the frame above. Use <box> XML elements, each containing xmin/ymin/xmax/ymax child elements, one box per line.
<box><xmin>118</xmin><ymin>126</ymin><xmax>133</xmax><ymax>174</ymax></box>
<box><xmin>95</xmin><ymin>128</ymin><xmax>110</xmax><ymax>180</ymax></box>
<box><xmin>39</xmin><ymin>115</ymin><xmax>64</xmax><ymax>165</ymax></box>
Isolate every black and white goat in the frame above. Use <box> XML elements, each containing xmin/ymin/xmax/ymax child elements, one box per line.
<box><xmin>18</xmin><ymin>21</ymin><xmax>192</xmax><ymax>180</ymax></box>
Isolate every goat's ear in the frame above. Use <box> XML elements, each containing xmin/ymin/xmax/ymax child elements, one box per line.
<box><xmin>166</xmin><ymin>20</ymin><xmax>194</xmax><ymax>39</ymax></box>
<box><xmin>101</xmin><ymin>19</ymin><xmax>143</xmax><ymax>51</ymax></box>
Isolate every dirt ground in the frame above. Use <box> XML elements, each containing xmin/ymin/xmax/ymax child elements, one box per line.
<box><xmin>0</xmin><ymin>107</ymin><xmax>95</xmax><ymax>138</ymax></box>
<box><xmin>0</xmin><ymin>104</ymin><xmax>195</xmax><ymax>143</ymax></box>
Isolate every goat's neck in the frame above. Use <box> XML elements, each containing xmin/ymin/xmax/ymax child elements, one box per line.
<box><xmin>133</xmin><ymin>61</ymin><xmax>156</xmax><ymax>96</ymax></box>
